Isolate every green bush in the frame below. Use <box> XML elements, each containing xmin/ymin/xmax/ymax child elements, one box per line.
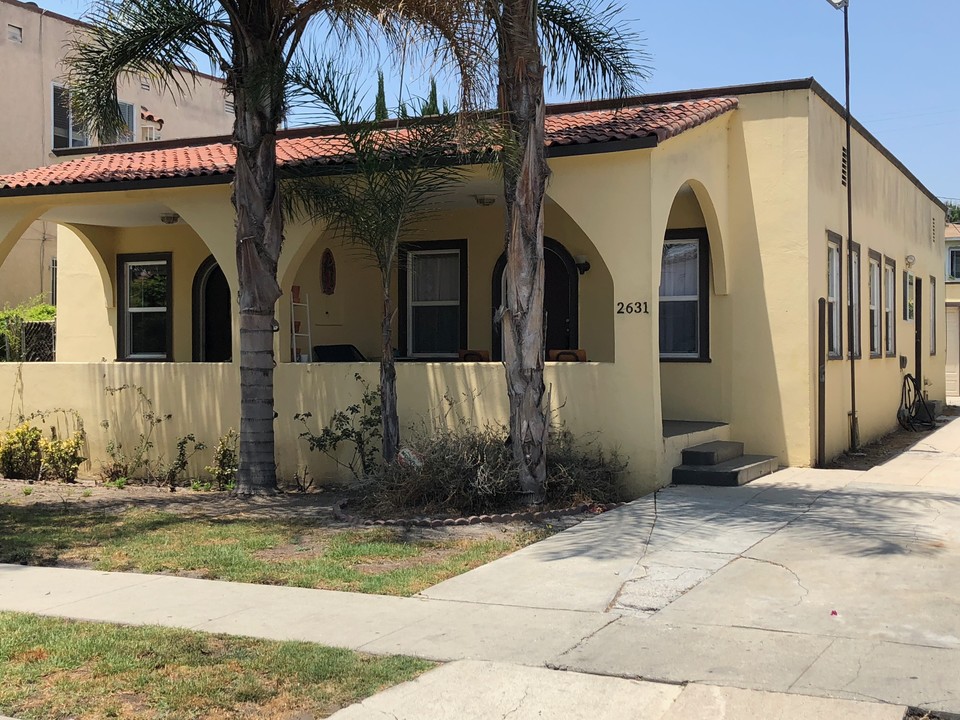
<box><xmin>41</xmin><ymin>431</ymin><xmax>86</xmax><ymax>482</ymax></box>
<box><xmin>0</xmin><ymin>424</ymin><xmax>43</xmax><ymax>480</ymax></box>
<box><xmin>204</xmin><ymin>429</ymin><xmax>238</xmax><ymax>490</ymax></box>
<box><xmin>0</xmin><ymin>296</ymin><xmax>55</xmax><ymax>361</ymax></box>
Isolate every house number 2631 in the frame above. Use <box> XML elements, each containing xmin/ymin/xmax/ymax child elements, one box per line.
<box><xmin>616</xmin><ymin>301</ymin><xmax>650</xmax><ymax>315</ymax></box>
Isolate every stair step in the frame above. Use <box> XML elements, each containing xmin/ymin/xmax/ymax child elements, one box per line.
<box><xmin>681</xmin><ymin>440</ymin><xmax>744</xmax><ymax>466</ymax></box>
<box><xmin>672</xmin><ymin>455</ymin><xmax>779</xmax><ymax>487</ymax></box>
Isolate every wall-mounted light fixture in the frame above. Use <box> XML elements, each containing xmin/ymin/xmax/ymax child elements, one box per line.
<box><xmin>473</xmin><ymin>195</ymin><xmax>496</xmax><ymax>207</ymax></box>
<box><xmin>905</xmin><ymin>254</ymin><xmax>916</xmax><ymax>268</ymax></box>
<box><xmin>574</xmin><ymin>254</ymin><xmax>591</xmax><ymax>275</ymax></box>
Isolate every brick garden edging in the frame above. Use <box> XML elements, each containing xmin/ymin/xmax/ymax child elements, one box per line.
<box><xmin>332</xmin><ymin>499</ymin><xmax>627</xmax><ymax>527</ymax></box>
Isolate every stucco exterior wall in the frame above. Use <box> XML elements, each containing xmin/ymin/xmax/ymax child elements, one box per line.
<box><xmin>0</xmin><ymin>0</ymin><xmax>233</xmax><ymax>307</ymax></box>
<box><xmin>808</xmin><ymin>92</ymin><xmax>946</xmax><ymax>462</ymax></box>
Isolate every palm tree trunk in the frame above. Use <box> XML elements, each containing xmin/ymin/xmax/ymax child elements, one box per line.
<box><xmin>230</xmin><ymin>38</ymin><xmax>284</xmax><ymax>496</ymax></box>
<box><xmin>380</xmin><ymin>283</ymin><xmax>400</xmax><ymax>463</ymax></box>
<box><xmin>499</xmin><ymin>0</ymin><xmax>550</xmax><ymax>505</ymax></box>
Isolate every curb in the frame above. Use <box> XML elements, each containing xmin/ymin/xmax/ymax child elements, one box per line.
<box><xmin>332</xmin><ymin>499</ymin><xmax>627</xmax><ymax>527</ymax></box>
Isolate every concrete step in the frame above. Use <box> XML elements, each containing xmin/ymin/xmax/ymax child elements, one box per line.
<box><xmin>681</xmin><ymin>440</ymin><xmax>744</xmax><ymax>466</ymax></box>
<box><xmin>672</xmin><ymin>455</ymin><xmax>779</xmax><ymax>487</ymax></box>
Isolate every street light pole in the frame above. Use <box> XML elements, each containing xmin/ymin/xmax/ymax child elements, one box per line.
<box><xmin>826</xmin><ymin>0</ymin><xmax>860</xmax><ymax>452</ymax></box>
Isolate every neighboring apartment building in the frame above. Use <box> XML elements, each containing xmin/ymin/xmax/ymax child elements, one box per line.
<box><xmin>945</xmin><ymin>221</ymin><xmax>960</xmax><ymax>396</ymax></box>
<box><xmin>0</xmin><ymin>0</ymin><xmax>233</xmax><ymax>307</ymax></box>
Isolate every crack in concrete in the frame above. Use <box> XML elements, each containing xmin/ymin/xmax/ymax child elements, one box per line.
<box><xmin>553</xmin><ymin>616</ymin><xmax>621</xmax><ymax>660</ymax></box>
<box><xmin>787</xmin><ymin>637</ymin><xmax>836</xmax><ymax>692</ymax></box>
<box><xmin>738</xmin><ymin>555</ymin><xmax>810</xmax><ymax>606</ymax></box>
<box><xmin>501</xmin><ymin>687</ymin><xmax>530</xmax><ymax>720</ymax></box>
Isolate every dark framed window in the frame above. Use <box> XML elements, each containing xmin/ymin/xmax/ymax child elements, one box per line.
<box><xmin>949</xmin><ymin>247</ymin><xmax>960</xmax><ymax>281</ymax></box>
<box><xmin>827</xmin><ymin>232</ymin><xmax>842</xmax><ymax>359</ymax></box>
<box><xmin>884</xmin><ymin>257</ymin><xmax>896</xmax><ymax>357</ymax></box>
<box><xmin>868</xmin><ymin>250</ymin><xmax>882</xmax><ymax>358</ymax></box>
<box><xmin>659</xmin><ymin>228</ymin><xmax>710</xmax><ymax>361</ymax></box>
<box><xmin>848</xmin><ymin>240</ymin><xmax>861</xmax><ymax>359</ymax></box>
<box><xmin>52</xmin><ymin>85</ymin><xmax>89</xmax><ymax>149</ymax></box>
<box><xmin>398</xmin><ymin>240</ymin><xmax>467</xmax><ymax>358</ymax></box>
<box><xmin>117</xmin><ymin>253</ymin><xmax>173</xmax><ymax>361</ymax></box>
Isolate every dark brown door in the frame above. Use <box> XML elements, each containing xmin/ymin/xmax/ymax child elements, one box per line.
<box><xmin>544</xmin><ymin>247</ymin><xmax>573</xmax><ymax>351</ymax></box>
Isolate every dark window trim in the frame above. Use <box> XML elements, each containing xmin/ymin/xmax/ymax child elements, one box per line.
<box><xmin>191</xmin><ymin>254</ymin><xmax>222</xmax><ymax>362</ymax></box>
<box><xmin>868</xmin><ymin>249</ymin><xmax>882</xmax><ymax>358</ymax></box>
<box><xmin>491</xmin><ymin>237</ymin><xmax>579</xmax><ymax>362</ymax></box>
<box><xmin>398</xmin><ymin>239</ymin><xmax>468</xmax><ymax>359</ymax></box>
<box><xmin>827</xmin><ymin>230</ymin><xmax>843</xmax><ymax>360</ymax></box>
<box><xmin>660</xmin><ymin>228</ymin><xmax>711</xmax><ymax>363</ymax></box>
<box><xmin>884</xmin><ymin>256</ymin><xmax>897</xmax><ymax>358</ymax></box>
<box><xmin>117</xmin><ymin>252</ymin><xmax>173</xmax><ymax>362</ymax></box>
<box><xmin>931</xmin><ymin>275</ymin><xmax>937</xmax><ymax>356</ymax></box>
<box><xmin>848</xmin><ymin>240</ymin><xmax>861</xmax><ymax>360</ymax></box>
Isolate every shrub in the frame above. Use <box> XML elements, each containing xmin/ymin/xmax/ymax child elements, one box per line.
<box><xmin>155</xmin><ymin>434</ymin><xmax>206</xmax><ymax>491</ymax></box>
<box><xmin>204</xmin><ymin>429</ymin><xmax>238</xmax><ymax>491</ymax></box>
<box><xmin>296</xmin><ymin>373</ymin><xmax>382</xmax><ymax>480</ymax></box>
<box><xmin>0</xmin><ymin>424</ymin><xmax>43</xmax><ymax>480</ymax></box>
<box><xmin>41</xmin><ymin>431</ymin><xmax>87</xmax><ymax>482</ymax></box>
<box><xmin>0</xmin><ymin>296</ymin><xmax>55</xmax><ymax>361</ymax></box>
<box><xmin>99</xmin><ymin>384</ymin><xmax>171</xmax><ymax>483</ymax></box>
<box><xmin>362</xmin><ymin>426</ymin><xmax>627</xmax><ymax>517</ymax></box>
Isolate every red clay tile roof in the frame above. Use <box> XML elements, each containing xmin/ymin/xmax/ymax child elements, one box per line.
<box><xmin>0</xmin><ymin>97</ymin><xmax>737</xmax><ymax>192</ymax></box>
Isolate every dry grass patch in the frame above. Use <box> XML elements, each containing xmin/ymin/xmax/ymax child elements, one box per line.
<box><xmin>0</xmin><ymin>505</ymin><xmax>553</xmax><ymax>596</ymax></box>
<box><xmin>0</xmin><ymin>612</ymin><xmax>431</xmax><ymax>720</ymax></box>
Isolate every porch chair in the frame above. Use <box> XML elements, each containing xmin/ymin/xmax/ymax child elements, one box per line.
<box><xmin>547</xmin><ymin>349</ymin><xmax>587</xmax><ymax>362</ymax></box>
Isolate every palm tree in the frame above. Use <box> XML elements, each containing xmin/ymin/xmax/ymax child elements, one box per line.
<box><xmin>488</xmin><ymin>0</ymin><xmax>647</xmax><ymax>503</ymax></box>
<box><xmin>284</xmin><ymin>62</ymin><xmax>475</xmax><ymax>463</ymax></box>
<box><xmin>65</xmin><ymin>0</ymin><xmax>484</xmax><ymax>495</ymax></box>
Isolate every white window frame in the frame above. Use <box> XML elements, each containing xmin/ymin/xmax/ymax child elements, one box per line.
<box><xmin>827</xmin><ymin>237</ymin><xmax>842</xmax><ymax>358</ymax></box>
<box><xmin>868</xmin><ymin>256</ymin><xmax>881</xmax><ymax>357</ymax></box>
<box><xmin>659</xmin><ymin>238</ymin><xmax>704</xmax><ymax>360</ymax></box>
<box><xmin>848</xmin><ymin>243</ymin><xmax>861</xmax><ymax>359</ymax></box>
<box><xmin>931</xmin><ymin>277</ymin><xmax>937</xmax><ymax>355</ymax></box>
<box><xmin>884</xmin><ymin>259</ymin><xmax>896</xmax><ymax>356</ymax></box>
<box><xmin>51</xmin><ymin>84</ymin><xmax>90</xmax><ymax>149</ymax></box>
<box><xmin>905</xmin><ymin>270</ymin><xmax>916</xmax><ymax>322</ymax></box>
<box><xmin>406</xmin><ymin>248</ymin><xmax>461</xmax><ymax>358</ymax></box>
<box><xmin>122</xmin><ymin>258</ymin><xmax>170</xmax><ymax>360</ymax></box>
<box><xmin>117</xmin><ymin>101</ymin><xmax>136</xmax><ymax>143</ymax></box>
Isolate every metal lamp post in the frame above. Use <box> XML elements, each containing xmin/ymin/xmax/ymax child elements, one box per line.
<box><xmin>825</xmin><ymin>0</ymin><xmax>860</xmax><ymax>452</ymax></box>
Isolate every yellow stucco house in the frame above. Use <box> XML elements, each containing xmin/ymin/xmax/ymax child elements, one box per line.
<box><xmin>0</xmin><ymin>78</ymin><xmax>947</xmax><ymax>496</ymax></box>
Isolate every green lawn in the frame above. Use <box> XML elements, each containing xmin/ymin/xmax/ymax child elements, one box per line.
<box><xmin>0</xmin><ymin>506</ymin><xmax>549</xmax><ymax>595</ymax></box>
<box><xmin>0</xmin><ymin>611</ymin><xmax>431</xmax><ymax>719</ymax></box>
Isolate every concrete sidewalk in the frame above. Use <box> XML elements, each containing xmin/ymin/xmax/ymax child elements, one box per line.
<box><xmin>4</xmin><ymin>419</ymin><xmax>960</xmax><ymax>717</ymax></box>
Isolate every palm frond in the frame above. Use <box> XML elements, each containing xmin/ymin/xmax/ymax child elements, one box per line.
<box><xmin>537</xmin><ymin>0</ymin><xmax>651</xmax><ymax>100</ymax></box>
<box><xmin>66</xmin><ymin>0</ymin><xmax>229</xmax><ymax>142</ymax></box>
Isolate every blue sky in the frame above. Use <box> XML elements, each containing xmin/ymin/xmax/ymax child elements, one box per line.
<box><xmin>40</xmin><ymin>0</ymin><xmax>959</xmax><ymax>201</ymax></box>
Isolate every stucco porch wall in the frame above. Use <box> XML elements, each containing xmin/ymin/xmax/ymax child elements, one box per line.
<box><xmin>0</xmin><ymin>360</ymin><xmax>667</xmax><ymax>497</ymax></box>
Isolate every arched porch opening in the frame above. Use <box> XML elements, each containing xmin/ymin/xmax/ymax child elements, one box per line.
<box><xmin>658</xmin><ymin>181</ymin><xmax>731</xmax><ymax>428</ymax></box>
<box><xmin>192</xmin><ymin>255</ymin><xmax>233</xmax><ymax>362</ymax></box>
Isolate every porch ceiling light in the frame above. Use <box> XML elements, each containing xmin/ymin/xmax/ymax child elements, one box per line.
<box><xmin>159</xmin><ymin>212</ymin><xmax>181</xmax><ymax>225</ymax></box>
<box><xmin>474</xmin><ymin>195</ymin><xmax>496</xmax><ymax>207</ymax></box>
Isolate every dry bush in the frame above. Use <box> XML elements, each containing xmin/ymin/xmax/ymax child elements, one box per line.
<box><xmin>360</xmin><ymin>426</ymin><xmax>626</xmax><ymax>517</ymax></box>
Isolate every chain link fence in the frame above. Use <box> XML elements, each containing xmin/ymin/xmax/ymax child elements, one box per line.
<box><xmin>1</xmin><ymin>320</ymin><xmax>55</xmax><ymax>362</ymax></box>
